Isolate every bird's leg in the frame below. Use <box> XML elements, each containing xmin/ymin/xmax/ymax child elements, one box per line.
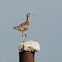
<box><xmin>22</xmin><ymin>32</ymin><xmax>24</xmax><ymax>42</ymax></box>
<box><xmin>23</xmin><ymin>32</ymin><xmax>27</xmax><ymax>38</ymax></box>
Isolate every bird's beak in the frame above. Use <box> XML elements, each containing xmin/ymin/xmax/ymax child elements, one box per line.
<box><xmin>30</xmin><ymin>14</ymin><xmax>35</xmax><ymax>16</ymax></box>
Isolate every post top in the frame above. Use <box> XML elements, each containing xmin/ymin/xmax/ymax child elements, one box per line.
<box><xmin>18</xmin><ymin>40</ymin><xmax>40</xmax><ymax>52</ymax></box>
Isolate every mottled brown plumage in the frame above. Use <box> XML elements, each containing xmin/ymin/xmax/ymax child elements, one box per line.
<box><xmin>14</xmin><ymin>21</ymin><xmax>30</xmax><ymax>31</ymax></box>
<box><xmin>14</xmin><ymin>13</ymin><xmax>34</xmax><ymax>41</ymax></box>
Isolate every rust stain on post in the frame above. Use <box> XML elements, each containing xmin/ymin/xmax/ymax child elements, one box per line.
<box><xmin>19</xmin><ymin>52</ymin><xmax>35</xmax><ymax>62</ymax></box>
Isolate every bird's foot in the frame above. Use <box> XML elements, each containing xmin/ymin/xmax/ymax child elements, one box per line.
<box><xmin>25</xmin><ymin>34</ymin><xmax>27</xmax><ymax>38</ymax></box>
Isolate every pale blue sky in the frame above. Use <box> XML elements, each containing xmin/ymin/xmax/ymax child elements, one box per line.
<box><xmin>0</xmin><ymin>0</ymin><xmax>62</xmax><ymax>62</ymax></box>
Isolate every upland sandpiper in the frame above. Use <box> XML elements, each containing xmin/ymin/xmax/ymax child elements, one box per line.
<box><xmin>14</xmin><ymin>13</ymin><xmax>34</xmax><ymax>41</ymax></box>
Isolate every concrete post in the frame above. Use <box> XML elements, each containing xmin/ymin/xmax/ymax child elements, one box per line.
<box><xmin>19</xmin><ymin>40</ymin><xmax>40</xmax><ymax>62</ymax></box>
<box><xmin>19</xmin><ymin>52</ymin><xmax>35</xmax><ymax>62</ymax></box>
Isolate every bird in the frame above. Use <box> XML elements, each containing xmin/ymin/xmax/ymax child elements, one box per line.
<box><xmin>13</xmin><ymin>13</ymin><xmax>34</xmax><ymax>42</ymax></box>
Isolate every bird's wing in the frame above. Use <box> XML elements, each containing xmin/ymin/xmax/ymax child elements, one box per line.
<box><xmin>19</xmin><ymin>22</ymin><xmax>29</xmax><ymax>28</ymax></box>
<box><xmin>15</xmin><ymin>22</ymin><xmax>26</xmax><ymax>28</ymax></box>
<box><xmin>22</xmin><ymin>24</ymin><xmax>29</xmax><ymax>29</ymax></box>
<box><xmin>14</xmin><ymin>22</ymin><xmax>29</xmax><ymax>30</ymax></box>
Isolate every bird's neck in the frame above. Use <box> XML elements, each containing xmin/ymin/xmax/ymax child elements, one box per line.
<box><xmin>26</xmin><ymin>16</ymin><xmax>29</xmax><ymax>23</ymax></box>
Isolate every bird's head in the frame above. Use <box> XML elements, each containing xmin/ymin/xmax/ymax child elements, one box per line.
<box><xmin>26</xmin><ymin>13</ymin><xmax>34</xmax><ymax>17</ymax></box>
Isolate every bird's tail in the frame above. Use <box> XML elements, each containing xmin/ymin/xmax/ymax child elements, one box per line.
<box><xmin>13</xmin><ymin>26</ymin><xmax>20</xmax><ymax>30</ymax></box>
<box><xmin>13</xmin><ymin>27</ymin><xmax>16</xmax><ymax>29</ymax></box>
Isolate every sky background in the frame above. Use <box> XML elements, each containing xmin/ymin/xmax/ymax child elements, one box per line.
<box><xmin>0</xmin><ymin>0</ymin><xmax>62</xmax><ymax>62</ymax></box>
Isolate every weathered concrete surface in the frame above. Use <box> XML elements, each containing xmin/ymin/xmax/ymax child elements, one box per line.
<box><xmin>19</xmin><ymin>40</ymin><xmax>40</xmax><ymax>52</ymax></box>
